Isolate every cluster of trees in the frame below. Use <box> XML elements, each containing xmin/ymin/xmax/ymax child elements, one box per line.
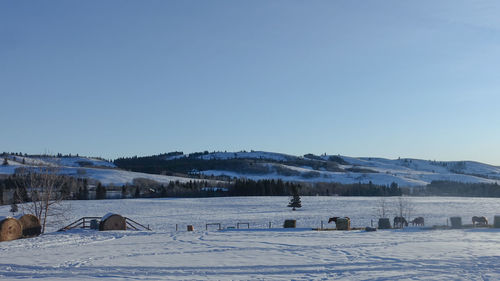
<box><xmin>0</xmin><ymin>173</ymin><xmax>88</xmax><ymax>205</ymax></box>
<box><xmin>300</xmin><ymin>181</ymin><xmax>403</xmax><ymax>196</ymax></box>
<box><xmin>113</xmin><ymin>151</ymin><xmax>355</xmax><ymax>178</ymax></box>
<box><xmin>0</xmin><ymin>167</ymin><xmax>85</xmax><ymax>233</ymax></box>
<box><xmin>418</xmin><ymin>181</ymin><xmax>500</xmax><ymax>197</ymax></box>
<box><xmin>230</xmin><ymin>179</ymin><xmax>300</xmax><ymax>196</ymax></box>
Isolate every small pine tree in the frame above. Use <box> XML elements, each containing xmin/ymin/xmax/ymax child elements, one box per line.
<box><xmin>287</xmin><ymin>185</ymin><xmax>302</xmax><ymax>210</ymax></box>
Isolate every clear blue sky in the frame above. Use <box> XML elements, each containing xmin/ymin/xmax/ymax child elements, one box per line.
<box><xmin>1</xmin><ymin>1</ymin><xmax>500</xmax><ymax>165</ymax></box>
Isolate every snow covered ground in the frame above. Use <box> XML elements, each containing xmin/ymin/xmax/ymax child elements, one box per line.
<box><xmin>1</xmin><ymin>196</ymin><xmax>500</xmax><ymax>280</ymax></box>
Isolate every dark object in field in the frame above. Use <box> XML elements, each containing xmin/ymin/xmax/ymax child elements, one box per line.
<box><xmin>365</xmin><ymin>227</ymin><xmax>377</xmax><ymax>232</ymax></box>
<box><xmin>283</xmin><ymin>220</ymin><xmax>296</xmax><ymax>228</ymax></box>
<box><xmin>0</xmin><ymin>217</ymin><xmax>22</xmax><ymax>242</ymax></box>
<box><xmin>187</xmin><ymin>225</ymin><xmax>194</xmax><ymax>231</ymax></box>
<box><xmin>494</xmin><ymin>216</ymin><xmax>500</xmax><ymax>228</ymax></box>
<box><xmin>328</xmin><ymin>217</ymin><xmax>350</xmax><ymax>230</ymax></box>
<box><xmin>99</xmin><ymin>214</ymin><xmax>126</xmax><ymax>231</ymax></box>
<box><xmin>18</xmin><ymin>214</ymin><xmax>41</xmax><ymax>237</ymax></box>
<box><xmin>393</xmin><ymin>217</ymin><xmax>408</xmax><ymax>228</ymax></box>
<box><xmin>378</xmin><ymin>218</ymin><xmax>391</xmax><ymax>229</ymax></box>
<box><xmin>450</xmin><ymin>217</ymin><xmax>462</xmax><ymax>229</ymax></box>
<box><xmin>410</xmin><ymin>217</ymin><xmax>425</xmax><ymax>226</ymax></box>
<box><xmin>472</xmin><ymin>216</ymin><xmax>488</xmax><ymax>226</ymax></box>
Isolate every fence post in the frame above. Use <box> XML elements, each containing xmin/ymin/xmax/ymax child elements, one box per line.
<box><xmin>321</xmin><ymin>221</ymin><xmax>324</xmax><ymax>230</ymax></box>
<box><xmin>269</xmin><ymin>221</ymin><xmax>272</xmax><ymax>228</ymax></box>
<box><xmin>176</xmin><ymin>224</ymin><xmax>178</xmax><ymax>231</ymax></box>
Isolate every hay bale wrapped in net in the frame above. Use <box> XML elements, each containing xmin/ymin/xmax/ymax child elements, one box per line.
<box><xmin>99</xmin><ymin>213</ymin><xmax>126</xmax><ymax>231</ymax></box>
<box><xmin>0</xmin><ymin>217</ymin><xmax>22</xmax><ymax>242</ymax></box>
<box><xmin>378</xmin><ymin>218</ymin><xmax>391</xmax><ymax>229</ymax></box>
<box><xmin>494</xmin><ymin>216</ymin><xmax>500</xmax><ymax>228</ymax></box>
<box><xmin>450</xmin><ymin>217</ymin><xmax>462</xmax><ymax>229</ymax></box>
<box><xmin>18</xmin><ymin>214</ymin><xmax>41</xmax><ymax>237</ymax></box>
<box><xmin>283</xmin><ymin>219</ymin><xmax>296</xmax><ymax>228</ymax></box>
<box><xmin>336</xmin><ymin>217</ymin><xmax>350</xmax><ymax>230</ymax></box>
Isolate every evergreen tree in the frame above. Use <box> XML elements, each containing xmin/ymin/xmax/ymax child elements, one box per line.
<box><xmin>95</xmin><ymin>183</ymin><xmax>106</xmax><ymax>200</ymax></box>
<box><xmin>134</xmin><ymin>186</ymin><xmax>140</xmax><ymax>198</ymax></box>
<box><xmin>287</xmin><ymin>185</ymin><xmax>302</xmax><ymax>210</ymax></box>
<box><xmin>160</xmin><ymin>186</ymin><xmax>167</xmax><ymax>197</ymax></box>
<box><xmin>77</xmin><ymin>184</ymin><xmax>89</xmax><ymax>200</ymax></box>
<box><xmin>121</xmin><ymin>186</ymin><xmax>128</xmax><ymax>199</ymax></box>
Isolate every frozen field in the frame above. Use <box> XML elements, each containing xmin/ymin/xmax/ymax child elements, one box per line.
<box><xmin>1</xmin><ymin>196</ymin><xmax>500</xmax><ymax>280</ymax></box>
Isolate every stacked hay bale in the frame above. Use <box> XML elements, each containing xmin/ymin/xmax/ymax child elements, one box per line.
<box><xmin>18</xmin><ymin>214</ymin><xmax>41</xmax><ymax>237</ymax></box>
<box><xmin>99</xmin><ymin>213</ymin><xmax>126</xmax><ymax>231</ymax></box>
<box><xmin>336</xmin><ymin>217</ymin><xmax>350</xmax><ymax>230</ymax></box>
<box><xmin>283</xmin><ymin>220</ymin><xmax>296</xmax><ymax>228</ymax></box>
<box><xmin>0</xmin><ymin>217</ymin><xmax>22</xmax><ymax>242</ymax></box>
<box><xmin>378</xmin><ymin>218</ymin><xmax>391</xmax><ymax>229</ymax></box>
<box><xmin>450</xmin><ymin>217</ymin><xmax>462</xmax><ymax>229</ymax></box>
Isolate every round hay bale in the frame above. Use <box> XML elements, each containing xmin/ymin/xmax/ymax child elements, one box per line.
<box><xmin>0</xmin><ymin>218</ymin><xmax>22</xmax><ymax>242</ymax></box>
<box><xmin>18</xmin><ymin>214</ymin><xmax>41</xmax><ymax>237</ymax></box>
<box><xmin>99</xmin><ymin>214</ymin><xmax>126</xmax><ymax>231</ymax></box>
<box><xmin>336</xmin><ymin>217</ymin><xmax>350</xmax><ymax>230</ymax></box>
<box><xmin>187</xmin><ymin>225</ymin><xmax>194</xmax><ymax>231</ymax></box>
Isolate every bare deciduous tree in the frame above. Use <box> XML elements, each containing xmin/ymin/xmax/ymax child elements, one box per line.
<box><xmin>393</xmin><ymin>196</ymin><xmax>414</xmax><ymax>219</ymax></box>
<box><xmin>376</xmin><ymin>197</ymin><xmax>391</xmax><ymax>218</ymax></box>
<box><xmin>14</xmin><ymin>166</ymin><xmax>71</xmax><ymax>233</ymax></box>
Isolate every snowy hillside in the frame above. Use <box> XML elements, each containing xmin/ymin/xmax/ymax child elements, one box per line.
<box><xmin>3</xmin><ymin>151</ymin><xmax>500</xmax><ymax>187</ymax></box>
<box><xmin>176</xmin><ymin>151</ymin><xmax>500</xmax><ymax>187</ymax></box>
<box><xmin>164</xmin><ymin>151</ymin><xmax>297</xmax><ymax>161</ymax></box>
<box><xmin>0</xmin><ymin>154</ymin><xmax>200</xmax><ymax>186</ymax></box>
<box><xmin>2</xmin><ymin>197</ymin><xmax>500</xmax><ymax>280</ymax></box>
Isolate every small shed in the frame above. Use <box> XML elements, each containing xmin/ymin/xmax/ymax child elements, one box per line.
<box><xmin>99</xmin><ymin>213</ymin><xmax>126</xmax><ymax>231</ymax></box>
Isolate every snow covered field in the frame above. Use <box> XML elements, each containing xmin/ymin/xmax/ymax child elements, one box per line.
<box><xmin>1</xmin><ymin>196</ymin><xmax>500</xmax><ymax>280</ymax></box>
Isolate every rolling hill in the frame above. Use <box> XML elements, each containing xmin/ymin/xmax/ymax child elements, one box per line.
<box><xmin>114</xmin><ymin>151</ymin><xmax>500</xmax><ymax>187</ymax></box>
